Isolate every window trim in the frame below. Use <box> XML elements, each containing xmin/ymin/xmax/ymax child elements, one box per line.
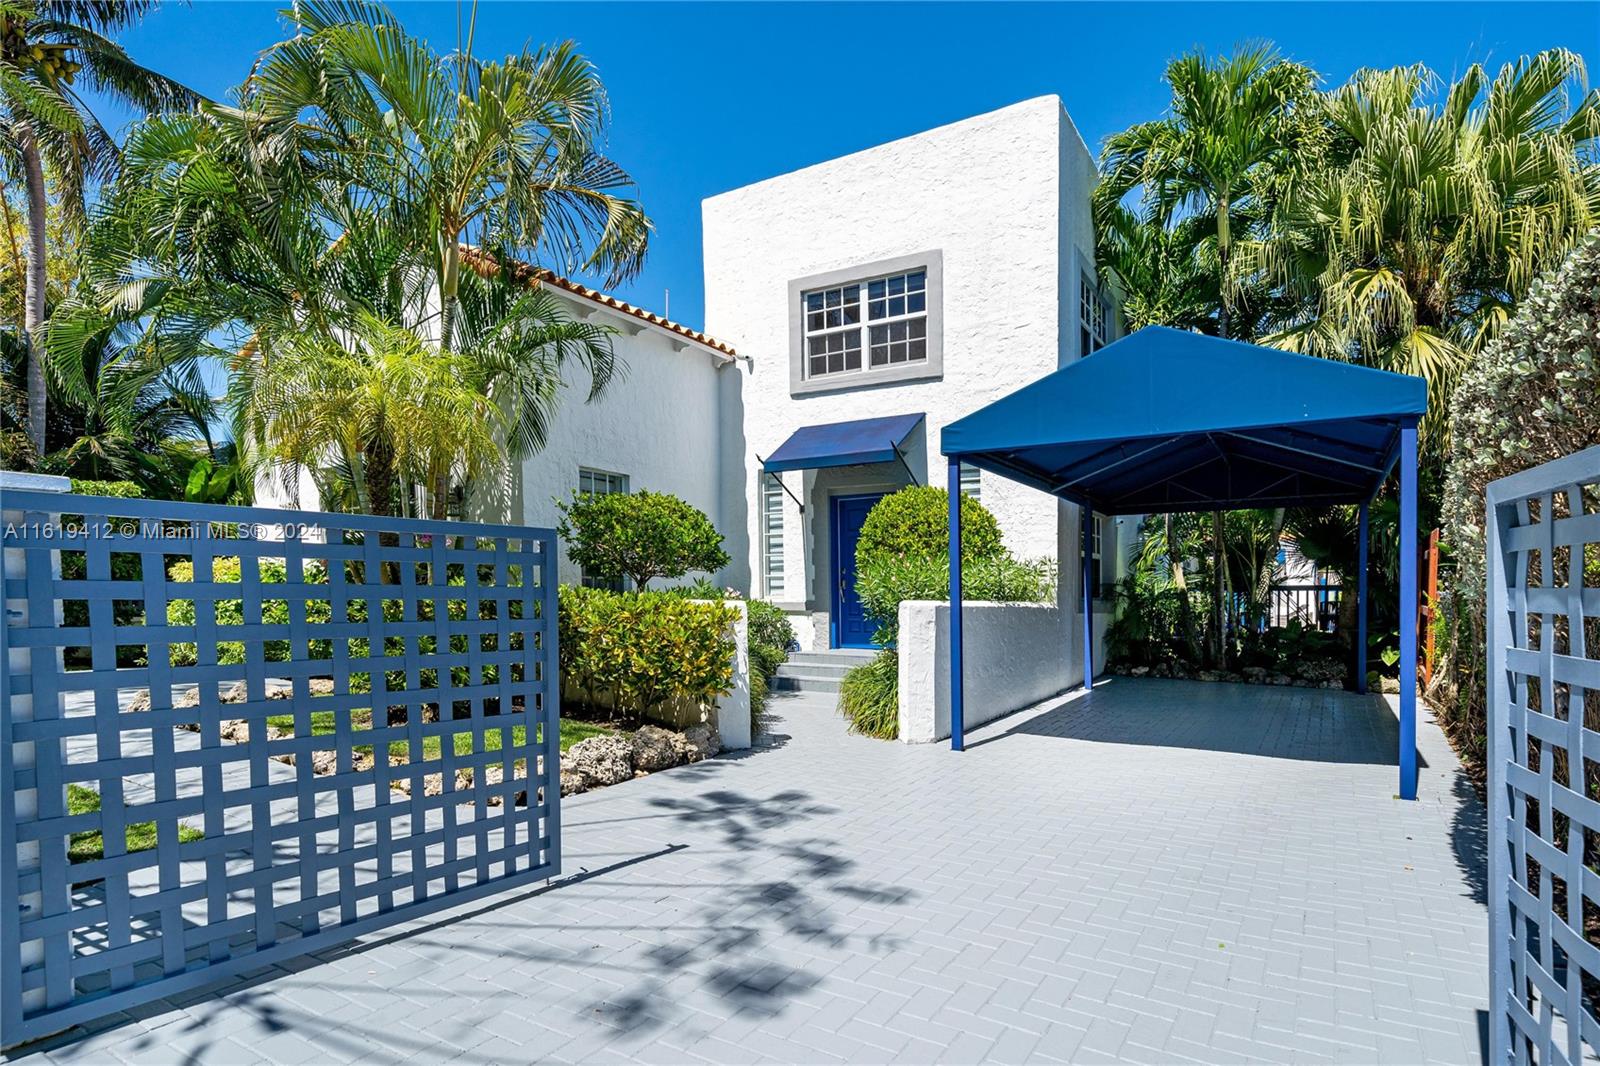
<box><xmin>788</xmin><ymin>250</ymin><xmax>944</xmax><ymax>397</ymax></box>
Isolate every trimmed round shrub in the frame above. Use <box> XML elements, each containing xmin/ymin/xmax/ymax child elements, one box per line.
<box><xmin>855</xmin><ymin>486</ymin><xmax>1003</xmax><ymax>570</ymax></box>
<box><xmin>557</xmin><ymin>490</ymin><xmax>730</xmax><ymax>590</ymax></box>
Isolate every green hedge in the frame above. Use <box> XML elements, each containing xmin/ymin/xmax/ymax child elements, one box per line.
<box><xmin>559</xmin><ymin>585</ymin><xmax>737</xmax><ymax>716</ymax></box>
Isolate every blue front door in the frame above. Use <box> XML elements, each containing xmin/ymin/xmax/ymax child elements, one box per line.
<box><xmin>832</xmin><ymin>493</ymin><xmax>884</xmax><ymax>649</ymax></box>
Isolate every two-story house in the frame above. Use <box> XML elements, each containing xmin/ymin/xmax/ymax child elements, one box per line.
<box><xmin>705</xmin><ymin>95</ymin><xmax>1123</xmax><ymax>654</ymax></box>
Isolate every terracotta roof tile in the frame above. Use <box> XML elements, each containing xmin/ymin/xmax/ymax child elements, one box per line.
<box><xmin>459</xmin><ymin>247</ymin><xmax>738</xmax><ymax>359</ymax></box>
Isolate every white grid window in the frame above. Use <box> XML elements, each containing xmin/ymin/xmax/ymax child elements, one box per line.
<box><xmin>762</xmin><ymin>476</ymin><xmax>785</xmax><ymax>598</ymax></box>
<box><xmin>1081</xmin><ymin>275</ymin><xmax>1108</xmax><ymax>355</ymax></box>
<box><xmin>577</xmin><ymin>467</ymin><xmax>629</xmax><ymax>590</ymax></box>
<box><xmin>959</xmin><ymin>463</ymin><xmax>981</xmax><ymax>500</ymax></box>
<box><xmin>578</xmin><ymin>467</ymin><xmax>628</xmax><ymax>497</ymax></box>
<box><xmin>803</xmin><ymin>268</ymin><xmax>928</xmax><ymax>380</ymax></box>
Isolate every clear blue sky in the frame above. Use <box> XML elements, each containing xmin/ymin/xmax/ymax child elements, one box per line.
<box><xmin>93</xmin><ymin>1</ymin><xmax>1600</xmax><ymax>334</ymax></box>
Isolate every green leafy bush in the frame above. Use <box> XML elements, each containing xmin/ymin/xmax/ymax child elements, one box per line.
<box><xmin>69</xmin><ymin>479</ymin><xmax>143</xmax><ymax>498</ymax></box>
<box><xmin>855</xmin><ymin>552</ymin><xmax>1055</xmax><ymax>644</ymax></box>
<box><xmin>557</xmin><ymin>490</ymin><xmax>730</xmax><ymax>590</ymax></box>
<box><xmin>745</xmin><ymin>598</ymin><xmax>795</xmax><ymax>730</ymax></box>
<box><xmin>839</xmin><ymin>650</ymin><xmax>900</xmax><ymax>739</ymax></box>
<box><xmin>855</xmin><ymin>486</ymin><xmax>1003</xmax><ymax>569</ymax></box>
<box><xmin>1440</xmin><ymin>231</ymin><xmax>1600</xmax><ymax>777</ymax></box>
<box><xmin>558</xmin><ymin>585</ymin><xmax>737</xmax><ymax>717</ymax></box>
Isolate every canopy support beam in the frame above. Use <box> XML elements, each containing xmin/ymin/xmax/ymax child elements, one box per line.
<box><xmin>1399</xmin><ymin>425</ymin><xmax>1419</xmax><ymax>800</ymax></box>
<box><xmin>1081</xmin><ymin>506</ymin><xmax>1093</xmax><ymax>691</ymax></box>
<box><xmin>1356</xmin><ymin>501</ymin><xmax>1369</xmax><ymax>694</ymax></box>
<box><xmin>948</xmin><ymin>458</ymin><xmax>964</xmax><ymax>752</ymax></box>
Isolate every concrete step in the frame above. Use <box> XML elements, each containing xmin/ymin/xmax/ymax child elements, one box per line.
<box><xmin>774</xmin><ymin>661</ymin><xmax>855</xmax><ymax>681</ymax></box>
<box><xmin>785</xmin><ymin>649</ymin><xmax>878</xmax><ymax>667</ymax></box>
<box><xmin>771</xmin><ymin>673</ymin><xmax>842</xmax><ymax>695</ymax></box>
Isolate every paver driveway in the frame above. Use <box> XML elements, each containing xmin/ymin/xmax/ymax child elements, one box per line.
<box><xmin>18</xmin><ymin>678</ymin><xmax>1488</xmax><ymax>1065</ymax></box>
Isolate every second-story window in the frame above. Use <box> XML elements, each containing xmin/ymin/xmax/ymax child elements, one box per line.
<box><xmin>803</xmin><ymin>268</ymin><xmax>928</xmax><ymax>381</ymax></box>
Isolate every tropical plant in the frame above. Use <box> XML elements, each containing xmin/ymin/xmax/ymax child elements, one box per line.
<box><xmin>556</xmin><ymin>489</ymin><xmax>729</xmax><ymax>591</ymax></box>
<box><xmin>838</xmin><ymin>649</ymin><xmax>899</xmax><ymax>740</ymax></box>
<box><xmin>36</xmin><ymin>295</ymin><xmax>213</xmax><ymax>493</ymax></box>
<box><xmin>1258</xmin><ymin>50</ymin><xmax>1600</xmax><ymax>450</ymax></box>
<box><xmin>1438</xmin><ymin>231</ymin><xmax>1600</xmax><ymax>774</ymax></box>
<box><xmin>246</xmin><ymin>314</ymin><xmax>503</xmax><ymax>517</ymax></box>
<box><xmin>82</xmin><ymin>2</ymin><xmax>637</xmax><ymax>518</ymax></box>
<box><xmin>1096</xmin><ymin>44</ymin><xmax>1320</xmax><ymax>662</ymax></box>
<box><xmin>854</xmin><ymin>485</ymin><xmax>1004</xmax><ymax>569</ymax></box>
<box><xmin>1094</xmin><ymin>204</ymin><xmax>1218</xmax><ymax>333</ymax></box>
<box><xmin>0</xmin><ymin>0</ymin><xmax>196</xmax><ymax>453</ymax></box>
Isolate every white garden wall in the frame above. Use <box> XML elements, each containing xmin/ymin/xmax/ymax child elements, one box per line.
<box><xmin>896</xmin><ymin>600</ymin><xmax>1074</xmax><ymax>744</ymax></box>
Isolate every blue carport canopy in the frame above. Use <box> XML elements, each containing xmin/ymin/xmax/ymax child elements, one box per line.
<box><xmin>763</xmin><ymin>412</ymin><xmax>925</xmax><ymax>473</ymax></box>
<box><xmin>940</xmin><ymin>327</ymin><xmax>1426</xmax><ymax>513</ymax></box>
<box><xmin>937</xmin><ymin>327</ymin><xmax>1428</xmax><ymax>800</ymax></box>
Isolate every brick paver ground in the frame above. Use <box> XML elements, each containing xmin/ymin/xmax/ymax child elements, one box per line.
<box><xmin>17</xmin><ymin>678</ymin><xmax>1488</xmax><ymax>1064</ymax></box>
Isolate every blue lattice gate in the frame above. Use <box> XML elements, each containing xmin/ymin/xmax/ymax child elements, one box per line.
<box><xmin>0</xmin><ymin>487</ymin><xmax>560</xmax><ymax>1046</ymax></box>
<box><xmin>1487</xmin><ymin>446</ymin><xmax>1600</xmax><ymax>1065</ymax></box>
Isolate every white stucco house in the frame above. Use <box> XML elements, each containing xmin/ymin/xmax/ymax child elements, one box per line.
<box><xmin>260</xmin><ymin>95</ymin><xmax>1129</xmax><ymax>714</ymax></box>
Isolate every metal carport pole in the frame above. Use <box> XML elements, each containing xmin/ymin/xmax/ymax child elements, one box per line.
<box><xmin>1356</xmin><ymin>502</ymin><xmax>1369</xmax><ymax>694</ymax></box>
<box><xmin>948</xmin><ymin>458</ymin><xmax>964</xmax><ymax>751</ymax></box>
<box><xmin>1081</xmin><ymin>507</ymin><xmax>1093</xmax><ymax>690</ymax></box>
<box><xmin>1398</xmin><ymin>425</ymin><xmax>1419</xmax><ymax>800</ymax></box>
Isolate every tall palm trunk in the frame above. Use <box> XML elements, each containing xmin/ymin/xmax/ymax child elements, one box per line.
<box><xmin>430</xmin><ymin>242</ymin><xmax>460</xmax><ymax>520</ymax></box>
<box><xmin>1208</xmin><ymin>199</ymin><xmax>1233</xmax><ymax>664</ymax></box>
<box><xmin>20</xmin><ymin>126</ymin><xmax>48</xmax><ymax>455</ymax></box>
<box><xmin>366</xmin><ymin>433</ymin><xmax>397</xmax><ymax>517</ymax></box>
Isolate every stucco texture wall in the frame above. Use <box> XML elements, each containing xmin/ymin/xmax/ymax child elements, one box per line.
<box><xmin>896</xmin><ymin>600</ymin><xmax>1074</xmax><ymax>744</ymax></box>
<box><xmin>507</xmin><ymin>298</ymin><xmax>736</xmax><ymax>590</ymax></box>
<box><xmin>703</xmin><ymin>95</ymin><xmax>1102</xmax><ymax>646</ymax></box>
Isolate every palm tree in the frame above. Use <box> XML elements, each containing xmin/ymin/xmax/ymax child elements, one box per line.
<box><xmin>84</xmin><ymin>3</ymin><xmax>639</xmax><ymax>518</ymax></box>
<box><xmin>1097</xmin><ymin>44</ymin><xmax>1318</xmax><ymax>340</ymax></box>
<box><xmin>38</xmin><ymin>295</ymin><xmax>215</xmax><ymax>491</ymax></box>
<box><xmin>248</xmin><ymin>1</ymin><xmax>650</xmax><ymax>348</ymax></box>
<box><xmin>248</xmin><ymin>315</ymin><xmax>503</xmax><ymax>517</ymax></box>
<box><xmin>1097</xmin><ymin>44</ymin><xmax>1318</xmax><ymax>664</ymax></box>
<box><xmin>1095</xmin><ymin>204</ymin><xmax>1219</xmax><ymax>333</ymax></box>
<box><xmin>1260</xmin><ymin>51</ymin><xmax>1600</xmax><ymax>450</ymax></box>
<box><xmin>0</xmin><ymin>0</ymin><xmax>196</xmax><ymax>454</ymax></box>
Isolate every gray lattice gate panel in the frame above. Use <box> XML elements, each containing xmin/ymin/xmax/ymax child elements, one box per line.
<box><xmin>0</xmin><ymin>490</ymin><xmax>560</xmax><ymax>1046</ymax></box>
<box><xmin>1487</xmin><ymin>445</ymin><xmax>1600</xmax><ymax>1066</ymax></box>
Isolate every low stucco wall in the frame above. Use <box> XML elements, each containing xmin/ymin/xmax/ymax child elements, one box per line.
<box><xmin>897</xmin><ymin>600</ymin><xmax>1072</xmax><ymax>743</ymax></box>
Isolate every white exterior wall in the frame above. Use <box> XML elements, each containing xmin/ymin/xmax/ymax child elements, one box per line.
<box><xmin>490</xmin><ymin>294</ymin><xmax>739</xmax><ymax>589</ymax></box>
<box><xmin>703</xmin><ymin>95</ymin><xmax>1105</xmax><ymax>653</ymax></box>
<box><xmin>897</xmin><ymin>600</ymin><xmax>1078</xmax><ymax>743</ymax></box>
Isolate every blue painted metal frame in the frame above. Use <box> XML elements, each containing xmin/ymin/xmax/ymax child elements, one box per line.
<box><xmin>1397</xmin><ymin>426</ymin><xmax>1419</xmax><ymax>800</ymax></box>
<box><xmin>1080</xmin><ymin>508</ymin><xmax>1093</xmax><ymax>691</ymax></box>
<box><xmin>1356</xmin><ymin>503</ymin><xmax>1369</xmax><ymax>694</ymax></box>
<box><xmin>0</xmin><ymin>491</ymin><xmax>561</xmax><ymax>1046</ymax></box>
<box><xmin>1483</xmin><ymin>444</ymin><xmax>1600</xmax><ymax>1066</ymax></box>
<box><xmin>828</xmin><ymin>492</ymin><xmax>886</xmax><ymax>650</ymax></box>
<box><xmin>947</xmin><ymin>460</ymin><xmax>964</xmax><ymax>751</ymax></box>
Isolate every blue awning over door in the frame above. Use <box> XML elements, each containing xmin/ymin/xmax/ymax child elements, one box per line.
<box><xmin>763</xmin><ymin>413</ymin><xmax>925</xmax><ymax>473</ymax></box>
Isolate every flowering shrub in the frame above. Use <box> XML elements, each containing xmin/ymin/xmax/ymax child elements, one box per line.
<box><xmin>1439</xmin><ymin>231</ymin><xmax>1600</xmax><ymax>775</ymax></box>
